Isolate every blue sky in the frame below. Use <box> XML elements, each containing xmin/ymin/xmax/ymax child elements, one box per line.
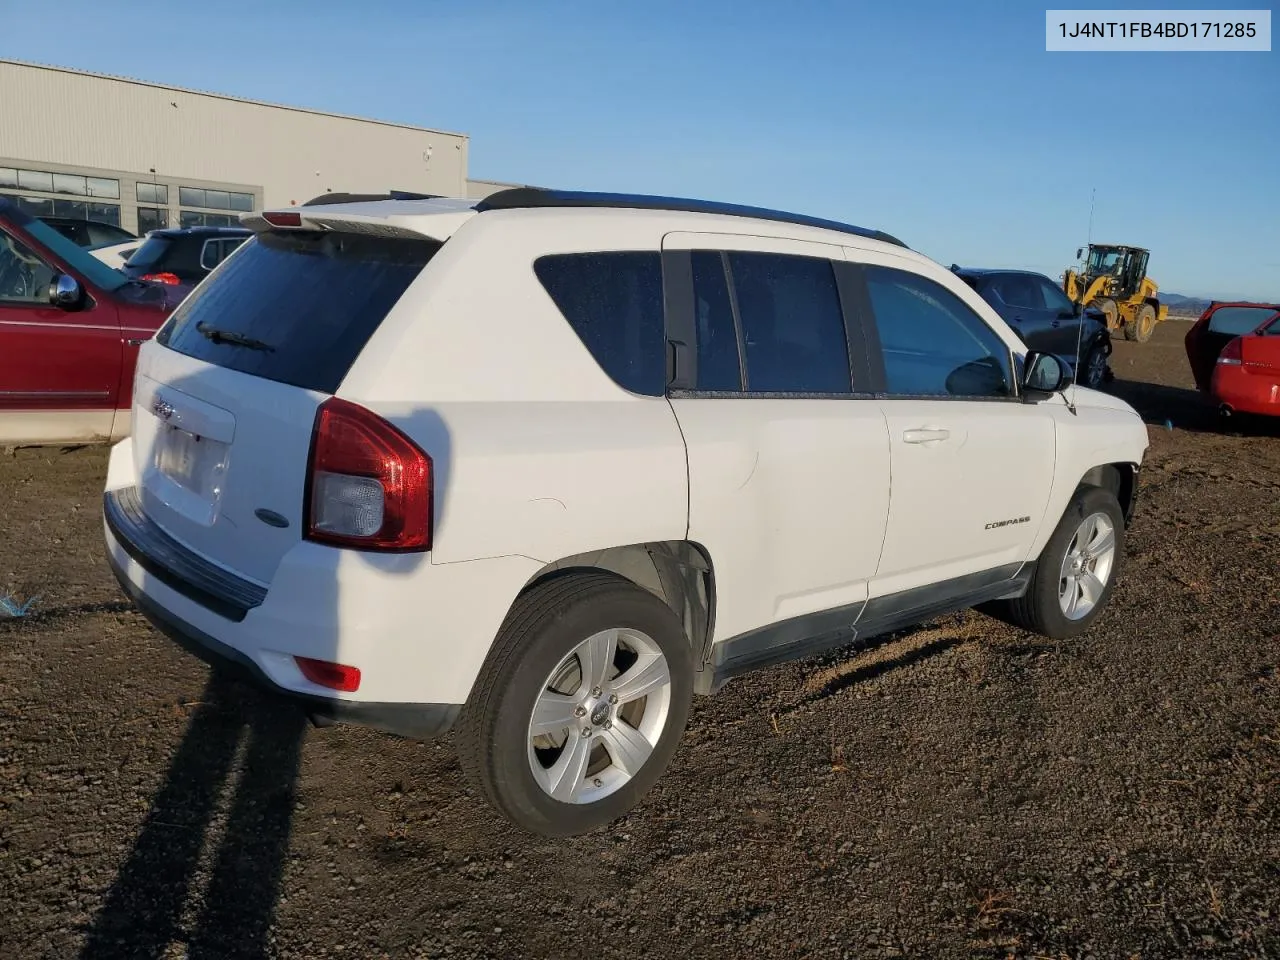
<box><xmin>4</xmin><ymin>0</ymin><xmax>1277</xmax><ymax>299</ymax></box>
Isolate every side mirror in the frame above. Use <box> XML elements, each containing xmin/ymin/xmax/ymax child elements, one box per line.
<box><xmin>48</xmin><ymin>274</ymin><xmax>83</xmax><ymax>310</ymax></box>
<box><xmin>1075</xmin><ymin>247</ymin><xmax>1083</xmax><ymax>260</ymax></box>
<box><xmin>1022</xmin><ymin>351</ymin><xmax>1068</xmax><ymax>394</ymax></box>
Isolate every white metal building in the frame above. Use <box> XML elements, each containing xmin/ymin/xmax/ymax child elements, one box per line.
<box><xmin>0</xmin><ymin>59</ymin><xmax>512</xmax><ymax>236</ymax></box>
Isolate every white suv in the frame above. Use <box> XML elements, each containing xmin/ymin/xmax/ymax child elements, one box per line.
<box><xmin>103</xmin><ymin>189</ymin><xmax>1149</xmax><ymax>836</ymax></box>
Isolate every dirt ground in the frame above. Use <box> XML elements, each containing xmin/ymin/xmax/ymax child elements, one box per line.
<box><xmin>1</xmin><ymin>319</ymin><xmax>1277</xmax><ymax>960</ymax></box>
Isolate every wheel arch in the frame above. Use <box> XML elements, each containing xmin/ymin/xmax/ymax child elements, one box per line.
<box><xmin>1077</xmin><ymin>461</ymin><xmax>1139</xmax><ymax>527</ymax></box>
<box><xmin>521</xmin><ymin>540</ymin><xmax>717</xmax><ymax>674</ymax></box>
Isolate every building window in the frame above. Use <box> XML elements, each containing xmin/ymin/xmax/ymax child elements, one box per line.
<box><xmin>138</xmin><ymin>207</ymin><xmax>168</xmax><ymax>234</ymax></box>
<box><xmin>8</xmin><ymin>195</ymin><xmax>122</xmax><ymax>225</ymax></box>
<box><xmin>180</xmin><ymin>211</ymin><xmax>239</xmax><ymax>228</ymax></box>
<box><xmin>1</xmin><ymin>165</ymin><xmax>123</xmax><ymax>225</ymax></box>
<box><xmin>12</xmin><ymin>196</ymin><xmax>53</xmax><ymax>218</ymax></box>
<box><xmin>0</xmin><ymin>166</ymin><xmax>119</xmax><ymax>199</ymax></box>
<box><xmin>179</xmin><ymin>186</ymin><xmax>254</xmax><ymax>212</ymax></box>
<box><xmin>137</xmin><ymin>182</ymin><xmax>169</xmax><ymax>205</ymax></box>
<box><xmin>17</xmin><ymin>169</ymin><xmax>53</xmax><ymax>192</ymax></box>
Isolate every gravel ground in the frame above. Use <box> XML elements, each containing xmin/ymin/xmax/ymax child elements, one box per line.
<box><xmin>1</xmin><ymin>320</ymin><xmax>1277</xmax><ymax>960</ymax></box>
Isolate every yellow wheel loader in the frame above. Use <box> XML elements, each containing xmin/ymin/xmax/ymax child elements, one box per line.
<box><xmin>1062</xmin><ymin>244</ymin><xmax>1169</xmax><ymax>343</ymax></box>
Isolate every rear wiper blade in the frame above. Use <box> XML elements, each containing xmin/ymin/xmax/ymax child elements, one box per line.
<box><xmin>195</xmin><ymin>321</ymin><xmax>274</xmax><ymax>352</ymax></box>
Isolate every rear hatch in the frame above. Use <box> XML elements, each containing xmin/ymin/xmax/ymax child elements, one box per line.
<box><xmin>1187</xmin><ymin>304</ymin><xmax>1280</xmax><ymax>389</ymax></box>
<box><xmin>130</xmin><ymin>220</ymin><xmax>445</xmax><ymax>584</ymax></box>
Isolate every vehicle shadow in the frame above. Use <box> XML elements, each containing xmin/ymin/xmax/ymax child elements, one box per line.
<box><xmin>78</xmin><ymin>670</ymin><xmax>305</xmax><ymax>960</ymax></box>
<box><xmin>1108</xmin><ymin>377</ymin><xmax>1280</xmax><ymax>437</ymax></box>
<box><xmin>1106</xmin><ymin>378</ymin><xmax>1219</xmax><ymax>433</ymax></box>
<box><xmin>86</xmin><ymin>364</ymin><xmax>453</xmax><ymax>958</ymax></box>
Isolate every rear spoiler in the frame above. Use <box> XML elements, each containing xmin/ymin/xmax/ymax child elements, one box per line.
<box><xmin>301</xmin><ymin>191</ymin><xmax>442</xmax><ymax>206</ymax></box>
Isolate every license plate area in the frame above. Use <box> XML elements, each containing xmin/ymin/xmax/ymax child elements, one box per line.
<box><xmin>154</xmin><ymin>423</ymin><xmax>229</xmax><ymax>507</ymax></box>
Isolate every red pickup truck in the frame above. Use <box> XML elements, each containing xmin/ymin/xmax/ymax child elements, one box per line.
<box><xmin>0</xmin><ymin>197</ymin><xmax>181</xmax><ymax>446</ymax></box>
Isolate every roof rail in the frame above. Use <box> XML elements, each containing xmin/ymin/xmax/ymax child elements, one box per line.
<box><xmin>302</xmin><ymin>190</ymin><xmax>443</xmax><ymax>206</ymax></box>
<box><xmin>474</xmin><ymin>187</ymin><xmax>908</xmax><ymax>248</ymax></box>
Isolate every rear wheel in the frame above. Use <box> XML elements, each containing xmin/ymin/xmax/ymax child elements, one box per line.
<box><xmin>980</xmin><ymin>486</ymin><xmax>1124</xmax><ymax>639</ymax></box>
<box><xmin>1124</xmin><ymin>303</ymin><xmax>1157</xmax><ymax>342</ymax></box>
<box><xmin>456</xmin><ymin>572</ymin><xmax>694</xmax><ymax>837</ymax></box>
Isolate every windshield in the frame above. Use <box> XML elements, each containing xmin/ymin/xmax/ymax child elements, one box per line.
<box><xmin>21</xmin><ymin>216</ymin><xmax>128</xmax><ymax>291</ymax></box>
<box><xmin>1206</xmin><ymin>305</ymin><xmax>1280</xmax><ymax>336</ymax></box>
<box><xmin>1086</xmin><ymin>248</ymin><xmax>1126</xmax><ymax>275</ymax></box>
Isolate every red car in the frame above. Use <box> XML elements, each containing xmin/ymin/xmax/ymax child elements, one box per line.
<box><xmin>0</xmin><ymin>197</ymin><xmax>182</xmax><ymax>446</ymax></box>
<box><xmin>1185</xmin><ymin>301</ymin><xmax>1280</xmax><ymax>422</ymax></box>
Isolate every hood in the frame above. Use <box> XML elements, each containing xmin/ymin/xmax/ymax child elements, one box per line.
<box><xmin>1068</xmin><ymin>385</ymin><xmax>1142</xmax><ymax>418</ymax></box>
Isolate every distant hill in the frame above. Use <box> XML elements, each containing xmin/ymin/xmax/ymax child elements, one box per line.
<box><xmin>1161</xmin><ymin>293</ymin><xmax>1211</xmax><ymax>317</ymax></box>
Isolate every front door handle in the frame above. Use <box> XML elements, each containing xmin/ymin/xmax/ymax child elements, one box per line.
<box><xmin>903</xmin><ymin>428</ymin><xmax>950</xmax><ymax>444</ymax></box>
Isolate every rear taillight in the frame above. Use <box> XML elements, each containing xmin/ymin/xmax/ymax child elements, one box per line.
<box><xmin>295</xmin><ymin>656</ymin><xmax>361</xmax><ymax>692</ymax></box>
<box><xmin>1218</xmin><ymin>337</ymin><xmax>1243</xmax><ymax>366</ymax></box>
<box><xmin>303</xmin><ymin>397</ymin><xmax>432</xmax><ymax>551</ymax></box>
<box><xmin>141</xmin><ymin>272</ymin><xmax>180</xmax><ymax>285</ymax></box>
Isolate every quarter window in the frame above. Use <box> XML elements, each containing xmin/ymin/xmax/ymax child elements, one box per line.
<box><xmin>534</xmin><ymin>252</ymin><xmax>667</xmax><ymax>397</ymax></box>
<box><xmin>865</xmin><ymin>266</ymin><xmax>1014</xmax><ymax>398</ymax></box>
<box><xmin>726</xmin><ymin>251</ymin><xmax>851</xmax><ymax>394</ymax></box>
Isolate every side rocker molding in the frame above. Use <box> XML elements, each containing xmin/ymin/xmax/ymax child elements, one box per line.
<box><xmin>699</xmin><ymin>562</ymin><xmax>1032</xmax><ymax>694</ymax></box>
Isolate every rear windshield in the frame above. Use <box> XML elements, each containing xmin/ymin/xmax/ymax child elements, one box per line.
<box><xmin>126</xmin><ymin>235</ymin><xmax>177</xmax><ymax>270</ymax></box>
<box><xmin>155</xmin><ymin>229</ymin><xmax>440</xmax><ymax>393</ymax></box>
<box><xmin>1207</xmin><ymin>305</ymin><xmax>1279</xmax><ymax>336</ymax></box>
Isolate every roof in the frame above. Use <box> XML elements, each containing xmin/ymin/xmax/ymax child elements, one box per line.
<box><xmin>475</xmin><ymin>188</ymin><xmax>908</xmax><ymax>247</ymax></box>
<box><xmin>247</xmin><ymin>188</ymin><xmax>910</xmax><ymax>251</ymax></box>
<box><xmin>951</xmin><ymin>266</ymin><xmax>1052</xmax><ymax>279</ymax></box>
<box><xmin>1088</xmin><ymin>243</ymin><xmax>1149</xmax><ymax>252</ymax></box>
<box><xmin>0</xmin><ymin>58</ymin><xmax>468</xmax><ymax>139</ymax></box>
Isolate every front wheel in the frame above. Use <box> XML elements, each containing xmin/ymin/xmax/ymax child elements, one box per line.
<box><xmin>456</xmin><ymin>572</ymin><xmax>694</xmax><ymax>837</ymax></box>
<box><xmin>1079</xmin><ymin>343</ymin><xmax>1109</xmax><ymax>390</ymax></box>
<box><xmin>981</xmin><ymin>486</ymin><xmax>1125</xmax><ymax>639</ymax></box>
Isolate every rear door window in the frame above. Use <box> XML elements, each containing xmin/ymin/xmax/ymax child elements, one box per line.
<box><xmin>534</xmin><ymin>252</ymin><xmax>666</xmax><ymax>396</ymax></box>
<box><xmin>994</xmin><ymin>274</ymin><xmax>1044</xmax><ymax>310</ymax></box>
<box><xmin>156</xmin><ymin>230</ymin><xmax>440</xmax><ymax>394</ymax></box>
<box><xmin>690</xmin><ymin>251</ymin><xmax>743</xmax><ymax>391</ymax></box>
<box><xmin>726</xmin><ymin>251</ymin><xmax>851</xmax><ymax>394</ymax></box>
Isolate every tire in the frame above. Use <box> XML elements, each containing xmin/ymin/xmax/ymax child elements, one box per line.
<box><xmin>1093</xmin><ymin>298</ymin><xmax>1119</xmax><ymax>331</ymax></box>
<box><xmin>1124</xmin><ymin>303</ymin><xmax>1157</xmax><ymax>342</ymax></box>
<box><xmin>981</xmin><ymin>486</ymin><xmax>1125</xmax><ymax>639</ymax></box>
<box><xmin>456</xmin><ymin>572</ymin><xmax>694</xmax><ymax>837</ymax></box>
<box><xmin>1078</xmin><ymin>343</ymin><xmax>1109</xmax><ymax>390</ymax></box>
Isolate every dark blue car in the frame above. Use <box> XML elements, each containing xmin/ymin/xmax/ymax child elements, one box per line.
<box><xmin>951</xmin><ymin>266</ymin><xmax>1112</xmax><ymax>390</ymax></box>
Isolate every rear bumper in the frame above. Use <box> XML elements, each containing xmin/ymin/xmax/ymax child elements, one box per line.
<box><xmin>106</xmin><ymin>552</ymin><xmax>461</xmax><ymax>739</ymax></box>
<box><xmin>101</xmin><ymin>437</ymin><xmax>540</xmax><ymax>736</ymax></box>
<box><xmin>1211</xmin><ymin>368</ymin><xmax>1280</xmax><ymax>417</ymax></box>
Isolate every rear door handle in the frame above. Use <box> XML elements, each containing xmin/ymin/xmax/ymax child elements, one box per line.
<box><xmin>902</xmin><ymin>428</ymin><xmax>950</xmax><ymax>444</ymax></box>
